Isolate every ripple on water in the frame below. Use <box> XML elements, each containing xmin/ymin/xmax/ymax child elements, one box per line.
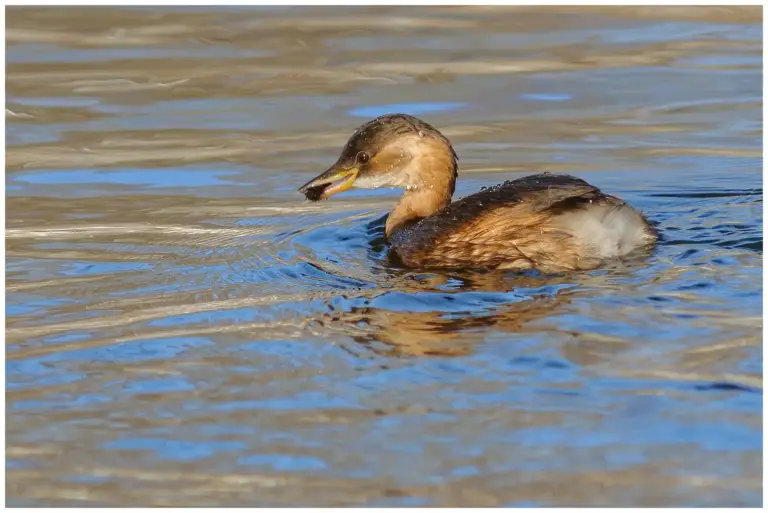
<box><xmin>5</xmin><ymin>5</ymin><xmax>762</xmax><ymax>508</ymax></box>
<box><xmin>348</xmin><ymin>102</ymin><xmax>468</xmax><ymax>118</ymax></box>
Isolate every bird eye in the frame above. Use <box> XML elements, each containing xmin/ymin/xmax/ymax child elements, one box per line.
<box><xmin>357</xmin><ymin>151</ymin><xmax>370</xmax><ymax>164</ymax></box>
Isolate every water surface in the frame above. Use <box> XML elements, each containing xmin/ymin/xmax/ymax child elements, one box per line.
<box><xmin>6</xmin><ymin>6</ymin><xmax>762</xmax><ymax>507</ymax></box>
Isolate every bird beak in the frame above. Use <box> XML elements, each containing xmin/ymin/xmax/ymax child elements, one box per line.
<box><xmin>298</xmin><ymin>164</ymin><xmax>359</xmax><ymax>201</ymax></box>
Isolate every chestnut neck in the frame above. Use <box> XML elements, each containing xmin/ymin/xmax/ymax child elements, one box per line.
<box><xmin>384</xmin><ymin>151</ymin><xmax>457</xmax><ymax>239</ymax></box>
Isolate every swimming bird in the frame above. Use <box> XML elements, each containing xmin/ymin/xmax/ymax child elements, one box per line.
<box><xmin>298</xmin><ymin>114</ymin><xmax>657</xmax><ymax>272</ymax></box>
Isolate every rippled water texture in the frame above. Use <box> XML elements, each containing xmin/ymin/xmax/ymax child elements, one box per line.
<box><xmin>5</xmin><ymin>6</ymin><xmax>763</xmax><ymax>507</ymax></box>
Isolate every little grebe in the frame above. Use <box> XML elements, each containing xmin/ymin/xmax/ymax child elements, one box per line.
<box><xmin>298</xmin><ymin>114</ymin><xmax>657</xmax><ymax>272</ymax></box>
